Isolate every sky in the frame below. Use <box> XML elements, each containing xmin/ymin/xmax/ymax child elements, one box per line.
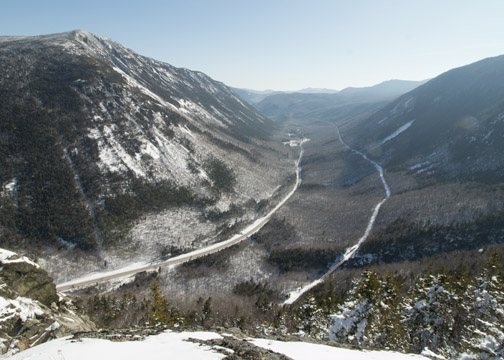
<box><xmin>1</xmin><ymin>0</ymin><xmax>504</xmax><ymax>91</ymax></box>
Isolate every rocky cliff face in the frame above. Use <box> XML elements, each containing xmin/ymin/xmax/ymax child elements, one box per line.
<box><xmin>0</xmin><ymin>249</ymin><xmax>96</xmax><ymax>356</ymax></box>
<box><xmin>0</xmin><ymin>31</ymin><xmax>294</xmax><ymax>280</ymax></box>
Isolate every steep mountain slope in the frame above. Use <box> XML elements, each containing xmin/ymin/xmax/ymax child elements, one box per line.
<box><xmin>337</xmin><ymin>55</ymin><xmax>504</xmax><ymax>266</ymax></box>
<box><xmin>0</xmin><ymin>31</ymin><xmax>294</xmax><ymax>279</ymax></box>
<box><xmin>345</xmin><ymin>55</ymin><xmax>504</xmax><ymax>182</ymax></box>
<box><xmin>254</xmin><ymin>80</ymin><xmax>425</xmax><ymax>122</ymax></box>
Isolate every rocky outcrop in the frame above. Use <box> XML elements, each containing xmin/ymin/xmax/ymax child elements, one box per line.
<box><xmin>0</xmin><ymin>248</ymin><xmax>96</xmax><ymax>356</ymax></box>
<box><xmin>69</xmin><ymin>326</ymin><xmax>293</xmax><ymax>360</ymax></box>
<box><xmin>0</xmin><ymin>252</ymin><xmax>57</xmax><ymax>307</ymax></box>
<box><xmin>191</xmin><ymin>336</ymin><xmax>292</xmax><ymax>360</ymax></box>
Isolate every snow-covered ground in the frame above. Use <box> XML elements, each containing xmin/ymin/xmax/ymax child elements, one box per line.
<box><xmin>57</xmin><ymin>139</ymin><xmax>309</xmax><ymax>292</ymax></box>
<box><xmin>251</xmin><ymin>338</ymin><xmax>429</xmax><ymax>360</ymax></box>
<box><xmin>6</xmin><ymin>330</ymin><xmax>429</xmax><ymax>360</ymax></box>
<box><xmin>5</xmin><ymin>331</ymin><xmax>225</xmax><ymax>360</ymax></box>
<box><xmin>283</xmin><ymin>128</ymin><xmax>391</xmax><ymax>304</ymax></box>
<box><xmin>380</xmin><ymin>120</ymin><xmax>415</xmax><ymax>145</ymax></box>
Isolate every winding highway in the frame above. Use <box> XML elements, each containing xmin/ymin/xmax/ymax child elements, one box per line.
<box><xmin>57</xmin><ymin>139</ymin><xmax>308</xmax><ymax>292</ymax></box>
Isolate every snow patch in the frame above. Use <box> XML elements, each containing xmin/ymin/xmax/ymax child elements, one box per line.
<box><xmin>404</xmin><ymin>97</ymin><xmax>414</xmax><ymax>107</ymax></box>
<box><xmin>0</xmin><ymin>248</ymin><xmax>40</xmax><ymax>269</ymax></box>
<box><xmin>0</xmin><ymin>296</ymin><xmax>44</xmax><ymax>323</ymax></box>
<box><xmin>7</xmin><ymin>331</ymin><xmax>225</xmax><ymax>360</ymax></box>
<box><xmin>139</xmin><ymin>139</ymin><xmax>160</xmax><ymax>160</ymax></box>
<box><xmin>4</xmin><ymin>328</ymin><xmax>430</xmax><ymax>360</ymax></box>
<box><xmin>178</xmin><ymin>125</ymin><xmax>194</xmax><ymax>138</ymax></box>
<box><xmin>250</xmin><ymin>338</ymin><xmax>429</xmax><ymax>360</ymax></box>
<box><xmin>380</xmin><ymin>120</ymin><xmax>415</xmax><ymax>145</ymax></box>
<box><xmin>4</xmin><ymin>178</ymin><xmax>16</xmax><ymax>192</ymax></box>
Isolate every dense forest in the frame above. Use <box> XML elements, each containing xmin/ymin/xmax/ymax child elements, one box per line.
<box><xmin>80</xmin><ymin>251</ymin><xmax>504</xmax><ymax>359</ymax></box>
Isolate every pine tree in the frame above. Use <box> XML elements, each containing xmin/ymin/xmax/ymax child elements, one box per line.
<box><xmin>295</xmin><ymin>294</ymin><xmax>326</xmax><ymax>338</ymax></box>
<box><xmin>318</xmin><ymin>280</ymin><xmax>339</xmax><ymax>315</ymax></box>
<box><xmin>366</xmin><ymin>274</ymin><xmax>409</xmax><ymax>350</ymax></box>
<box><xmin>273</xmin><ymin>309</ymin><xmax>288</xmax><ymax>335</ymax></box>
<box><xmin>147</xmin><ymin>281</ymin><xmax>182</xmax><ymax>327</ymax></box>
<box><xmin>405</xmin><ymin>268</ymin><xmax>460</xmax><ymax>357</ymax></box>
<box><xmin>329</xmin><ymin>271</ymin><xmax>384</xmax><ymax>345</ymax></box>
<box><xmin>202</xmin><ymin>297</ymin><xmax>212</xmax><ymax>322</ymax></box>
<box><xmin>463</xmin><ymin>252</ymin><xmax>504</xmax><ymax>358</ymax></box>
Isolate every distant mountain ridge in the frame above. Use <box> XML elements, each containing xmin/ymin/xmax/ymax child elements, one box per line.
<box><xmin>338</xmin><ymin>79</ymin><xmax>427</xmax><ymax>97</ymax></box>
<box><xmin>338</xmin><ymin>54</ymin><xmax>504</xmax><ymax>268</ymax></box>
<box><xmin>231</xmin><ymin>87</ymin><xmax>339</xmax><ymax>104</ymax></box>
<box><xmin>252</xmin><ymin>79</ymin><xmax>426</xmax><ymax>122</ymax></box>
<box><xmin>346</xmin><ymin>55</ymin><xmax>504</xmax><ymax>182</ymax></box>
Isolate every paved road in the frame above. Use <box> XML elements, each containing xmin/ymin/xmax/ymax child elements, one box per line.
<box><xmin>57</xmin><ymin>139</ymin><xmax>308</xmax><ymax>292</ymax></box>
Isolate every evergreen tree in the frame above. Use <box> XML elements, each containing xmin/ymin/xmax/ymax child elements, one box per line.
<box><xmin>319</xmin><ymin>280</ymin><xmax>339</xmax><ymax>315</ymax></box>
<box><xmin>463</xmin><ymin>252</ymin><xmax>504</xmax><ymax>358</ymax></box>
<box><xmin>366</xmin><ymin>274</ymin><xmax>409</xmax><ymax>350</ymax></box>
<box><xmin>329</xmin><ymin>271</ymin><xmax>384</xmax><ymax>345</ymax></box>
<box><xmin>405</xmin><ymin>268</ymin><xmax>460</xmax><ymax>357</ymax></box>
<box><xmin>202</xmin><ymin>297</ymin><xmax>213</xmax><ymax>322</ymax></box>
<box><xmin>295</xmin><ymin>294</ymin><xmax>326</xmax><ymax>338</ymax></box>
<box><xmin>147</xmin><ymin>281</ymin><xmax>183</xmax><ymax>327</ymax></box>
<box><xmin>273</xmin><ymin>309</ymin><xmax>288</xmax><ymax>335</ymax></box>
<box><xmin>325</xmin><ymin>259</ymin><xmax>504</xmax><ymax>358</ymax></box>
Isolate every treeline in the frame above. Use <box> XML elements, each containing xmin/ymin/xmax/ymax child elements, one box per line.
<box><xmin>85</xmin><ymin>279</ymin><xmax>248</xmax><ymax>329</ymax></box>
<box><xmin>80</xmin><ymin>251</ymin><xmax>503</xmax><ymax>360</ymax></box>
<box><xmin>355</xmin><ymin>210</ymin><xmax>504</xmax><ymax>267</ymax></box>
<box><xmin>295</xmin><ymin>252</ymin><xmax>504</xmax><ymax>359</ymax></box>
<box><xmin>268</xmin><ymin>248</ymin><xmax>342</xmax><ymax>273</ymax></box>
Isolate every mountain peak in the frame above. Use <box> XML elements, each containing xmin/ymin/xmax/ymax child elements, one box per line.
<box><xmin>0</xmin><ymin>31</ymin><xmax>289</xmax><ymax>265</ymax></box>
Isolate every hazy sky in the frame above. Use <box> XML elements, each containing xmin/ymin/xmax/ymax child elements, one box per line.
<box><xmin>2</xmin><ymin>0</ymin><xmax>503</xmax><ymax>90</ymax></box>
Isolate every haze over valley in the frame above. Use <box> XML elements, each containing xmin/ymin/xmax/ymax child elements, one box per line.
<box><xmin>1</xmin><ymin>2</ymin><xmax>504</xmax><ymax>358</ymax></box>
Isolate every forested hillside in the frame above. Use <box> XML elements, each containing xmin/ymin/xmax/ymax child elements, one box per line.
<box><xmin>0</xmin><ymin>30</ymin><xmax>294</xmax><ymax>280</ymax></box>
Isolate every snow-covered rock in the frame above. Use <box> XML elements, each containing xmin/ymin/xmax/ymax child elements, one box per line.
<box><xmin>0</xmin><ymin>249</ymin><xmax>96</xmax><ymax>356</ymax></box>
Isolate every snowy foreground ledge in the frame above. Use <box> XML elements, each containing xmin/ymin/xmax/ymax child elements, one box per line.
<box><xmin>7</xmin><ymin>330</ymin><xmax>429</xmax><ymax>360</ymax></box>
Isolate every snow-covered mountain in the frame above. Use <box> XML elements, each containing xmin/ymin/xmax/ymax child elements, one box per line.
<box><xmin>347</xmin><ymin>55</ymin><xmax>504</xmax><ymax>182</ymax></box>
<box><xmin>339</xmin><ymin>55</ymin><xmax>504</xmax><ymax>266</ymax></box>
<box><xmin>0</xmin><ymin>31</ymin><xmax>294</xmax><ymax>280</ymax></box>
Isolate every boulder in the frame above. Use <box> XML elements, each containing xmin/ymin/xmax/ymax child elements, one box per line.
<box><xmin>0</xmin><ymin>248</ymin><xmax>96</xmax><ymax>356</ymax></box>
